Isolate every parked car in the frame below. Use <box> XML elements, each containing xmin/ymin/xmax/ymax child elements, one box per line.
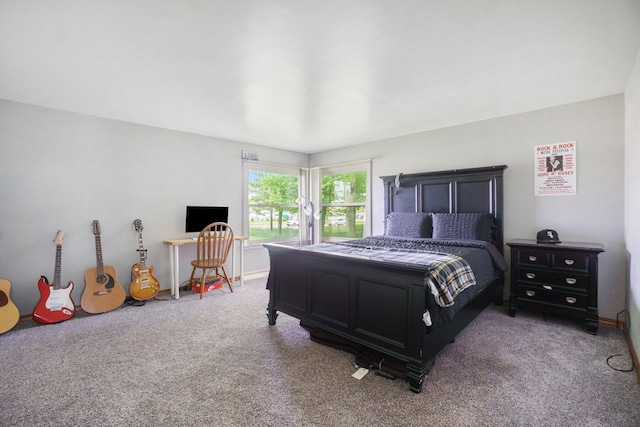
<box><xmin>249</xmin><ymin>212</ymin><xmax>267</xmax><ymax>221</ymax></box>
<box><xmin>328</xmin><ymin>217</ymin><xmax>346</xmax><ymax>226</ymax></box>
<box><xmin>287</xmin><ymin>219</ymin><xmax>299</xmax><ymax>227</ymax></box>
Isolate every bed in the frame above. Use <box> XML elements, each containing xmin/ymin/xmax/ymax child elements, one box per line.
<box><xmin>265</xmin><ymin>165</ymin><xmax>508</xmax><ymax>393</ymax></box>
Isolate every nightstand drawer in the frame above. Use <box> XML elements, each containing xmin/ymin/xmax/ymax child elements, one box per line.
<box><xmin>552</xmin><ymin>252</ymin><xmax>589</xmax><ymax>272</ymax></box>
<box><xmin>517</xmin><ymin>269</ymin><xmax>588</xmax><ymax>290</ymax></box>
<box><xmin>517</xmin><ymin>285</ymin><xmax>587</xmax><ymax>310</ymax></box>
<box><xmin>517</xmin><ymin>249</ymin><xmax>550</xmax><ymax>267</ymax></box>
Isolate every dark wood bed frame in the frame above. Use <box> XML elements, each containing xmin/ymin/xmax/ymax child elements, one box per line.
<box><xmin>265</xmin><ymin>165</ymin><xmax>507</xmax><ymax>393</ymax></box>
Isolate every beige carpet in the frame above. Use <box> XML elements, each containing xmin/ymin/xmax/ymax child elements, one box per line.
<box><xmin>1</xmin><ymin>277</ymin><xmax>638</xmax><ymax>426</ymax></box>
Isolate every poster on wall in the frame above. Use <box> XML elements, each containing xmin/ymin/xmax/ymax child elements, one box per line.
<box><xmin>534</xmin><ymin>141</ymin><xmax>576</xmax><ymax>196</ymax></box>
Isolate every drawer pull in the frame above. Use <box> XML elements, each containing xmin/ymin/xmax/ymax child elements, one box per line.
<box><xmin>564</xmin><ymin>259</ymin><xmax>575</xmax><ymax>266</ymax></box>
<box><xmin>565</xmin><ymin>297</ymin><xmax>577</xmax><ymax>304</ymax></box>
<box><xmin>526</xmin><ymin>290</ymin><xmax>535</xmax><ymax>297</ymax></box>
<box><xmin>526</xmin><ymin>273</ymin><xmax>536</xmax><ymax>279</ymax></box>
<box><xmin>565</xmin><ymin>278</ymin><xmax>577</xmax><ymax>285</ymax></box>
<box><xmin>543</xmin><ymin>285</ymin><xmax>552</xmax><ymax>290</ymax></box>
<box><xmin>529</xmin><ymin>256</ymin><xmax>537</xmax><ymax>262</ymax></box>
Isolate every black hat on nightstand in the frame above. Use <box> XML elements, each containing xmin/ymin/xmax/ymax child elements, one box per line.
<box><xmin>537</xmin><ymin>229</ymin><xmax>561</xmax><ymax>244</ymax></box>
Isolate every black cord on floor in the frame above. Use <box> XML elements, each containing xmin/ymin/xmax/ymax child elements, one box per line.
<box><xmin>606</xmin><ymin>309</ymin><xmax>635</xmax><ymax>373</ymax></box>
<box><xmin>606</xmin><ymin>354</ymin><xmax>634</xmax><ymax>372</ymax></box>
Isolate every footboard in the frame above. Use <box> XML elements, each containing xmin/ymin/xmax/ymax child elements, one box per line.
<box><xmin>265</xmin><ymin>243</ymin><xmax>502</xmax><ymax>392</ymax></box>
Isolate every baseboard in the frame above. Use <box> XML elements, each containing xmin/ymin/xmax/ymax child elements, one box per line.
<box><xmin>599</xmin><ymin>317</ymin><xmax>618</xmax><ymax>327</ymax></box>
<box><xmin>241</xmin><ymin>269</ymin><xmax>270</xmax><ymax>281</ymax></box>
<box><xmin>622</xmin><ymin>323</ymin><xmax>640</xmax><ymax>383</ymax></box>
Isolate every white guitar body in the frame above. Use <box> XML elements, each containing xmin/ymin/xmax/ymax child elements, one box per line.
<box><xmin>44</xmin><ymin>282</ymin><xmax>75</xmax><ymax>316</ymax></box>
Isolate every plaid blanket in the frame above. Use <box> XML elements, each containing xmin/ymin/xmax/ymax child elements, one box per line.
<box><xmin>298</xmin><ymin>240</ymin><xmax>476</xmax><ymax>307</ymax></box>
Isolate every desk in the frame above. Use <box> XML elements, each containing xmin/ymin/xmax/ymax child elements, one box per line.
<box><xmin>163</xmin><ymin>236</ymin><xmax>248</xmax><ymax>299</ymax></box>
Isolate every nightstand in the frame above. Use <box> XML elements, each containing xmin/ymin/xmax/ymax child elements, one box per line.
<box><xmin>507</xmin><ymin>239</ymin><xmax>604</xmax><ymax>334</ymax></box>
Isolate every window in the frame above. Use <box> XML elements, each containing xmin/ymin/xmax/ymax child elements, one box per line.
<box><xmin>244</xmin><ymin>161</ymin><xmax>303</xmax><ymax>245</ymax></box>
<box><xmin>317</xmin><ymin>161</ymin><xmax>370</xmax><ymax>242</ymax></box>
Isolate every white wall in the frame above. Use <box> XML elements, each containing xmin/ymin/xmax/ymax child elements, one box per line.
<box><xmin>625</xmin><ymin>48</ymin><xmax>640</xmax><ymax>354</ymax></box>
<box><xmin>1</xmin><ymin>94</ymin><xmax>627</xmax><ymax>323</ymax></box>
<box><xmin>0</xmin><ymin>99</ymin><xmax>307</xmax><ymax>315</ymax></box>
<box><xmin>312</xmin><ymin>95</ymin><xmax>626</xmax><ymax>320</ymax></box>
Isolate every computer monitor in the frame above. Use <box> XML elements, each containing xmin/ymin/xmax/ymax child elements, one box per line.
<box><xmin>185</xmin><ymin>206</ymin><xmax>229</xmax><ymax>233</ymax></box>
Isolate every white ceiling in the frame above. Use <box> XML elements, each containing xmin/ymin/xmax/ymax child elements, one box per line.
<box><xmin>1</xmin><ymin>1</ymin><xmax>639</xmax><ymax>154</ymax></box>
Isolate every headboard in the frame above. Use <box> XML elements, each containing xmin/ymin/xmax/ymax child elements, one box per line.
<box><xmin>380</xmin><ymin>165</ymin><xmax>507</xmax><ymax>252</ymax></box>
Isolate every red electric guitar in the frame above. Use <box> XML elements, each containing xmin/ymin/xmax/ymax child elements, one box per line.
<box><xmin>32</xmin><ymin>230</ymin><xmax>76</xmax><ymax>324</ymax></box>
<box><xmin>130</xmin><ymin>219</ymin><xmax>160</xmax><ymax>301</ymax></box>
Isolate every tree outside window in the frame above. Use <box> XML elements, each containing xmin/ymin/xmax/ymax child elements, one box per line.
<box><xmin>320</xmin><ymin>170</ymin><xmax>367</xmax><ymax>240</ymax></box>
<box><xmin>246</xmin><ymin>168</ymin><xmax>300</xmax><ymax>243</ymax></box>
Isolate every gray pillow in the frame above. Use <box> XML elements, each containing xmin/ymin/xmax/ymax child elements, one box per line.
<box><xmin>431</xmin><ymin>213</ymin><xmax>496</xmax><ymax>241</ymax></box>
<box><xmin>384</xmin><ymin>212</ymin><xmax>432</xmax><ymax>238</ymax></box>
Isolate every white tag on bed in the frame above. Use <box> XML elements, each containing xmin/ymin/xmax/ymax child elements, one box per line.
<box><xmin>351</xmin><ymin>367</ymin><xmax>369</xmax><ymax>380</ymax></box>
<box><xmin>422</xmin><ymin>311</ymin><xmax>432</xmax><ymax>327</ymax></box>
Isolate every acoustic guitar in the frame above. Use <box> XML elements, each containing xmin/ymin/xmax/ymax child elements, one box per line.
<box><xmin>0</xmin><ymin>278</ymin><xmax>20</xmax><ymax>334</ymax></box>
<box><xmin>32</xmin><ymin>230</ymin><xmax>76</xmax><ymax>324</ymax></box>
<box><xmin>81</xmin><ymin>220</ymin><xmax>126</xmax><ymax>314</ymax></box>
<box><xmin>130</xmin><ymin>219</ymin><xmax>160</xmax><ymax>301</ymax></box>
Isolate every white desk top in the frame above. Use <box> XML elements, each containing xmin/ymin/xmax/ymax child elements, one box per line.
<box><xmin>163</xmin><ymin>236</ymin><xmax>248</xmax><ymax>245</ymax></box>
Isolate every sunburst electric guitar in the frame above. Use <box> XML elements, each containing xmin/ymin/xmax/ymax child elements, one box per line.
<box><xmin>81</xmin><ymin>220</ymin><xmax>126</xmax><ymax>314</ymax></box>
<box><xmin>130</xmin><ymin>219</ymin><xmax>160</xmax><ymax>301</ymax></box>
<box><xmin>32</xmin><ymin>230</ymin><xmax>76</xmax><ymax>324</ymax></box>
<box><xmin>0</xmin><ymin>278</ymin><xmax>20</xmax><ymax>334</ymax></box>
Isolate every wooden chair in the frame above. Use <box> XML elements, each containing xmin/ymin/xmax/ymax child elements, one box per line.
<box><xmin>188</xmin><ymin>222</ymin><xmax>234</xmax><ymax>299</ymax></box>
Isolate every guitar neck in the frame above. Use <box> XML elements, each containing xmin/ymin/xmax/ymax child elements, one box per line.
<box><xmin>95</xmin><ymin>234</ymin><xmax>105</xmax><ymax>277</ymax></box>
<box><xmin>138</xmin><ymin>232</ymin><xmax>147</xmax><ymax>269</ymax></box>
<box><xmin>53</xmin><ymin>245</ymin><xmax>62</xmax><ymax>290</ymax></box>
